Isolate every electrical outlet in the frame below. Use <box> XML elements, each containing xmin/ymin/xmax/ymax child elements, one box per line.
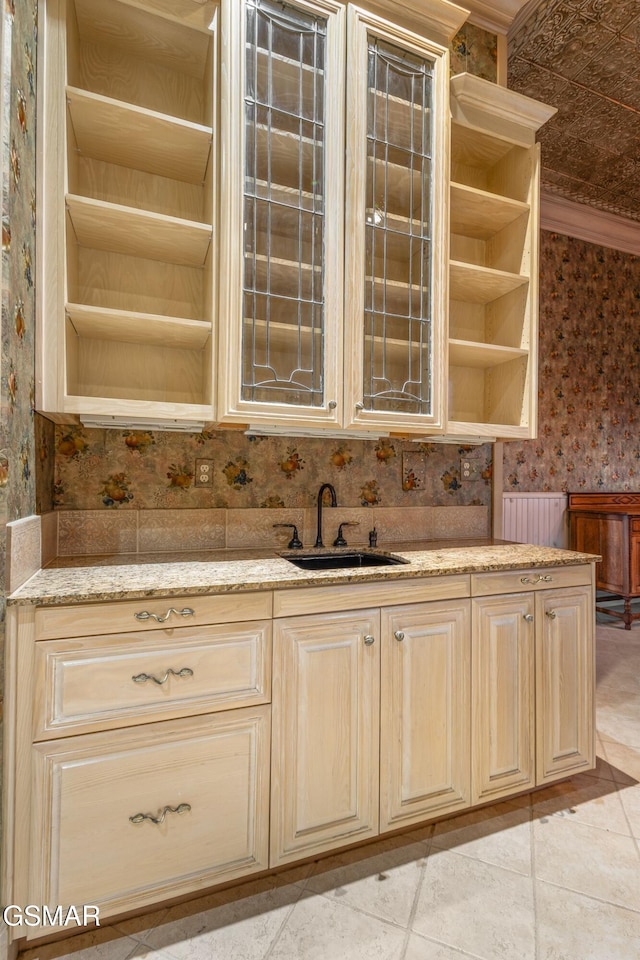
<box><xmin>460</xmin><ymin>457</ymin><xmax>481</xmax><ymax>481</ymax></box>
<box><xmin>195</xmin><ymin>459</ymin><xmax>215</xmax><ymax>487</ymax></box>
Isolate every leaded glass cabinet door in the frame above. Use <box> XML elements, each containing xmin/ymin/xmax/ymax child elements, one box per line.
<box><xmin>344</xmin><ymin>7</ymin><xmax>449</xmax><ymax>433</ymax></box>
<box><xmin>219</xmin><ymin>0</ymin><xmax>345</xmax><ymax>427</ymax></box>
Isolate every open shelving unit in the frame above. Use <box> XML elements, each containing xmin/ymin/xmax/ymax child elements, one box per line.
<box><xmin>38</xmin><ymin>0</ymin><xmax>217</xmax><ymax>427</ymax></box>
<box><xmin>447</xmin><ymin>73</ymin><xmax>556</xmax><ymax>439</ymax></box>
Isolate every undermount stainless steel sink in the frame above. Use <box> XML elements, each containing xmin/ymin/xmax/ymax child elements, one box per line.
<box><xmin>283</xmin><ymin>551</ymin><xmax>409</xmax><ymax>571</ymax></box>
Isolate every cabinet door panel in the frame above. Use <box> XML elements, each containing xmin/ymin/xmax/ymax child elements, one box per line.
<box><xmin>380</xmin><ymin>600</ymin><xmax>470</xmax><ymax>830</ymax></box>
<box><xmin>271</xmin><ymin>610</ymin><xmax>380</xmax><ymax>865</ymax></box>
<box><xmin>29</xmin><ymin>709</ymin><xmax>271</xmax><ymax>924</ymax></box>
<box><xmin>536</xmin><ymin>586</ymin><xmax>594</xmax><ymax>783</ymax></box>
<box><xmin>472</xmin><ymin>594</ymin><xmax>535</xmax><ymax>803</ymax></box>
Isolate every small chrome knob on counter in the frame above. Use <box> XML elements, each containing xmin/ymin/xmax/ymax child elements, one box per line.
<box><xmin>364</xmin><ymin>635</ymin><xmax>375</xmax><ymax>646</ymax></box>
<box><xmin>394</xmin><ymin>630</ymin><xmax>405</xmax><ymax>642</ymax></box>
<box><xmin>523</xmin><ymin>613</ymin><xmax>534</xmax><ymax>622</ymax></box>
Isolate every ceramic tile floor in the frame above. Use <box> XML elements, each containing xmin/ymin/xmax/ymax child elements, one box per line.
<box><xmin>20</xmin><ymin>617</ymin><xmax>640</xmax><ymax>960</ymax></box>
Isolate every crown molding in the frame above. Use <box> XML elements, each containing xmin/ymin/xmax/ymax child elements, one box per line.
<box><xmin>508</xmin><ymin>0</ymin><xmax>547</xmax><ymax>37</ymax></box>
<box><xmin>540</xmin><ymin>190</ymin><xmax>640</xmax><ymax>257</ymax></box>
<box><xmin>459</xmin><ymin>0</ymin><xmax>532</xmax><ymax>34</ymax></box>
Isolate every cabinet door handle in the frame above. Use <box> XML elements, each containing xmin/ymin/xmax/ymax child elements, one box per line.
<box><xmin>394</xmin><ymin>630</ymin><xmax>405</xmax><ymax>641</ymax></box>
<box><xmin>523</xmin><ymin>613</ymin><xmax>534</xmax><ymax>622</ymax></box>
<box><xmin>520</xmin><ymin>575</ymin><xmax>553</xmax><ymax>584</ymax></box>
<box><xmin>134</xmin><ymin>607</ymin><xmax>195</xmax><ymax>623</ymax></box>
<box><xmin>364</xmin><ymin>635</ymin><xmax>375</xmax><ymax>645</ymax></box>
<box><xmin>546</xmin><ymin>610</ymin><xmax>557</xmax><ymax>619</ymax></box>
<box><xmin>132</xmin><ymin>667</ymin><xmax>194</xmax><ymax>685</ymax></box>
<box><xmin>129</xmin><ymin>803</ymin><xmax>191</xmax><ymax>825</ymax></box>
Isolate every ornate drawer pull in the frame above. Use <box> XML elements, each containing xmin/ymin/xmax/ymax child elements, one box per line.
<box><xmin>134</xmin><ymin>607</ymin><xmax>195</xmax><ymax>623</ymax></box>
<box><xmin>132</xmin><ymin>667</ymin><xmax>194</xmax><ymax>685</ymax></box>
<box><xmin>520</xmin><ymin>575</ymin><xmax>553</xmax><ymax>585</ymax></box>
<box><xmin>129</xmin><ymin>803</ymin><xmax>191</xmax><ymax>825</ymax></box>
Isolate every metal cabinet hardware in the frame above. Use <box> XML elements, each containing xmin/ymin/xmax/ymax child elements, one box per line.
<box><xmin>134</xmin><ymin>607</ymin><xmax>195</xmax><ymax>623</ymax></box>
<box><xmin>129</xmin><ymin>803</ymin><xmax>191</xmax><ymax>825</ymax></box>
<box><xmin>523</xmin><ymin>613</ymin><xmax>534</xmax><ymax>622</ymax></box>
<box><xmin>546</xmin><ymin>610</ymin><xmax>557</xmax><ymax>619</ymax></box>
<box><xmin>364</xmin><ymin>635</ymin><xmax>375</xmax><ymax>645</ymax></box>
<box><xmin>394</xmin><ymin>630</ymin><xmax>405</xmax><ymax>641</ymax></box>
<box><xmin>132</xmin><ymin>667</ymin><xmax>194</xmax><ymax>685</ymax></box>
<box><xmin>520</xmin><ymin>575</ymin><xmax>553</xmax><ymax>584</ymax></box>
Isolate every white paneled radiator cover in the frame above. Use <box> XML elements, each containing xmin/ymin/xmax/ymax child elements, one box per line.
<box><xmin>502</xmin><ymin>493</ymin><xmax>568</xmax><ymax>549</ymax></box>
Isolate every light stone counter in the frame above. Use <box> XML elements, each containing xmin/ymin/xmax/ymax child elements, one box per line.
<box><xmin>9</xmin><ymin>541</ymin><xmax>599</xmax><ymax>607</ymax></box>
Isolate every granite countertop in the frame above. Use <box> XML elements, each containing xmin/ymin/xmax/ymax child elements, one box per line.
<box><xmin>9</xmin><ymin>540</ymin><xmax>600</xmax><ymax>607</ymax></box>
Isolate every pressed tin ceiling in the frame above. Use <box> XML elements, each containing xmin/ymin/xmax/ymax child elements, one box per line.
<box><xmin>507</xmin><ymin>0</ymin><xmax>640</xmax><ymax>224</ymax></box>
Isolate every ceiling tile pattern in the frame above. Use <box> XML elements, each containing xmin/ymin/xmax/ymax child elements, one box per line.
<box><xmin>508</xmin><ymin>0</ymin><xmax>640</xmax><ymax>222</ymax></box>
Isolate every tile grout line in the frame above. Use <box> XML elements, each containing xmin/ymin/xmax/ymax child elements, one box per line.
<box><xmin>260</xmin><ymin>879</ymin><xmax>310</xmax><ymax>960</ymax></box>
<box><xmin>529</xmin><ymin>794</ymin><xmax>540</xmax><ymax>960</ymax></box>
<box><xmin>398</xmin><ymin>831</ymin><xmax>433</xmax><ymax>960</ymax></box>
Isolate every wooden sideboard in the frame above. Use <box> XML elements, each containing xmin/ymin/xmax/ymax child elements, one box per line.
<box><xmin>568</xmin><ymin>492</ymin><xmax>640</xmax><ymax>629</ymax></box>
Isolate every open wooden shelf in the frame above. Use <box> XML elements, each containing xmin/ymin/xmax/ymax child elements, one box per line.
<box><xmin>66</xmin><ymin>87</ymin><xmax>212</xmax><ymax>184</ymax></box>
<box><xmin>66</xmin><ymin>303</ymin><xmax>212</xmax><ymax>350</ymax></box>
<box><xmin>449</xmin><ymin>260</ymin><xmax>528</xmax><ymax>304</ymax></box>
<box><xmin>450</xmin><ymin>182</ymin><xmax>529</xmax><ymax>239</ymax></box>
<box><xmin>448</xmin><ymin>338</ymin><xmax>528</xmax><ymax>368</ymax></box>
<box><xmin>66</xmin><ymin>195</ymin><xmax>212</xmax><ymax>267</ymax></box>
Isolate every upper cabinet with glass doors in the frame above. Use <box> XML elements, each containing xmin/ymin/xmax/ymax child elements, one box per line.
<box><xmin>218</xmin><ymin>0</ymin><xmax>467</xmax><ymax>432</ymax></box>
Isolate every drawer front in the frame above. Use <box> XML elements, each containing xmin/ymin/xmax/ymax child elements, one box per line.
<box><xmin>273</xmin><ymin>575</ymin><xmax>470</xmax><ymax>618</ymax></box>
<box><xmin>35</xmin><ymin>591</ymin><xmax>273</xmax><ymax>640</ymax></box>
<box><xmin>34</xmin><ymin>621</ymin><xmax>272</xmax><ymax>738</ymax></box>
<box><xmin>471</xmin><ymin>565</ymin><xmax>592</xmax><ymax>597</ymax></box>
<box><xmin>29</xmin><ymin>709</ymin><xmax>271</xmax><ymax>922</ymax></box>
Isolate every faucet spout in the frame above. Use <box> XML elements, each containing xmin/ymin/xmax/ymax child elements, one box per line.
<box><xmin>315</xmin><ymin>483</ymin><xmax>337</xmax><ymax>548</ymax></box>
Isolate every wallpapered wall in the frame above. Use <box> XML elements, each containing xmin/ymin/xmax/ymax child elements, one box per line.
<box><xmin>504</xmin><ymin>232</ymin><xmax>640</xmax><ymax>493</ymax></box>
<box><xmin>51</xmin><ymin>427</ymin><xmax>493</xmax><ymax>511</ymax></box>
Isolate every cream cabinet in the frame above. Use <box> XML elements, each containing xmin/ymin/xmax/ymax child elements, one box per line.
<box><xmin>471</xmin><ymin>565</ymin><xmax>595</xmax><ymax>795</ymax></box>
<box><xmin>270</xmin><ymin>609</ymin><xmax>381</xmax><ymax>865</ymax></box>
<box><xmin>380</xmin><ymin>599</ymin><xmax>470</xmax><ymax>829</ymax></box>
<box><xmin>6</xmin><ymin>593</ymin><xmax>273</xmax><ymax>933</ymax></box>
<box><xmin>37</xmin><ymin>0</ymin><xmax>218</xmax><ymax>428</ymax></box>
<box><xmin>219</xmin><ymin>0</ymin><xmax>466</xmax><ymax>432</ymax></box>
<box><xmin>447</xmin><ymin>73</ymin><xmax>556</xmax><ymax>438</ymax></box>
<box><xmin>270</xmin><ymin>590</ymin><xmax>471</xmax><ymax>866</ymax></box>
<box><xmin>536</xmin><ymin>585</ymin><xmax>594</xmax><ymax>783</ymax></box>
<box><xmin>471</xmin><ymin>592</ymin><xmax>536</xmax><ymax>804</ymax></box>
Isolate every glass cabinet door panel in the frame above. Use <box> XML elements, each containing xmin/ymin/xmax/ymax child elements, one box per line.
<box><xmin>242</xmin><ymin>0</ymin><xmax>327</xmax><ymax>407</ymax></box>
<box><xmin>363</xmin><ymin>38</ymin><xmax>434</xmax><ymax>417</ymax></box>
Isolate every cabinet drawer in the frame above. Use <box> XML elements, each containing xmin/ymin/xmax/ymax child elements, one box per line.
<box><xmin>471</xmin><ymin>565</ymin><xmax>592</xmax><ymax>597</ymax></box>
<box><xmin>29</xmin><ymin>708</ymin><xmax>271</xmax><ymax>924</ymax></box>
<box><xmin>35</xmin><ymin>591</ymin><xmax>273</xmax><ymax>640</ymax></box>
<box><xmin>34</xmin><ymin>621</ymin><xmax>271</xmax><ymax>738</ymax></box>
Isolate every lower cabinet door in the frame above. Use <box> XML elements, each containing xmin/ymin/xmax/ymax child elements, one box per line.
<box><xmin>536</xmin><ymin>586</ymin><xmax>595</xmax><ymax>783</ymax></box>
<box><xmin>380</xmin><ymin>600</ymin><xmax>471</xmax><ymax>830</ymax></box>
<box><xmin>29</xmin><ymin>708</ymin><xmax>270</xmax><ymax>925</ymax></box>
<box><xmin>271</xmin><ymin>609</ymin><xmax>380</xmax><ymax>866</ymax></box>
<box><xmin>471</xmin><ymin>594</ymin><xmax>536</xmax><ymax>804</ymax></box>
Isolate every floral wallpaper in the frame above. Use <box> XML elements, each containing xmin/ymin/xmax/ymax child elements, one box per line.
<box><xmin>504</xmin><ymin>232</ymin><xmax>640</xmax><ymax>493</ymax></box>
<box><xmin>50</xmin><ymin>427</ymin><xmax>493</xmax><ymax>512</ymax></box>
<box><xmin>450</xmin><ymin>22</ymin><xmax>497</xmax><ymax>82</ymax></box>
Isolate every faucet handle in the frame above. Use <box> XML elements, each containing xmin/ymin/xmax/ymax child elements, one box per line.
<box><xmin>333</xmin><ymin>521</ymin><xmax>360</xmax><ymax>547</ymax></box>
<box><xmin>273</xmin><ymin>523</ymin><xmax>303</xmax><ymax>550</ymax></box>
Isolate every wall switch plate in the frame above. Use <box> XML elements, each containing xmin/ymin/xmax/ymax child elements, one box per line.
<box><xmin>460</xmin><ymin>457</ymin><xmax>481</xmax><ymax>481</ymax></box>
<box><xmin>195</xmin><ymin>459</ymin><xmax>215</xmax><ymax>487</ymax></box>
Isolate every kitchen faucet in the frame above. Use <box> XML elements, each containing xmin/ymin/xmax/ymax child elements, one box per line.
<box><xmin>315</xmin><ymin>482</ymin><xmax>337</xmax><ymax>547</ymax></box>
